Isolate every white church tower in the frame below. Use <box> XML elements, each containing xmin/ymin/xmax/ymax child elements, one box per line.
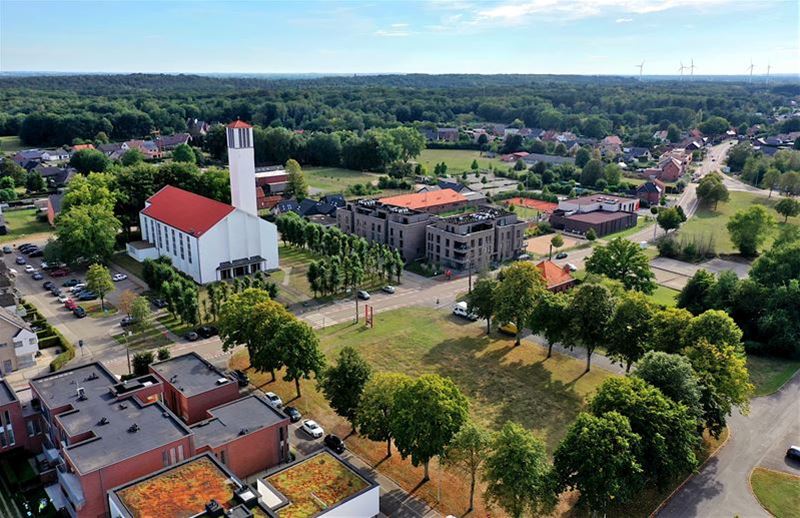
<box><xmin>226</xmin><ymin>120</ymin><xmax>258</xmax><ymax>216</ymax></box>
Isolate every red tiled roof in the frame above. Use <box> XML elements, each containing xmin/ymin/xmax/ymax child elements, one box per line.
<box><xmin>536</xmin><ymin>260</ymin><xmax>574</xmax><ymax>289</ymax></box>
<box><xmin>142</xmin><ymin>186</ymin><xmax>234</xmax><ymax>237</ymax></box>
<box><xmin>72</xmin><ymin>144</ymin><xmax>95</xmax><ymax>151</ymax></box>
<box><xmin>227</xmin><ymin>120</ymin><xmax>252</xmax><ymax>129</ymax></box>
<box><xmin>379</xmin><ymin>189</ymin><xmax>467</xmax><ymax>211</ymax></box>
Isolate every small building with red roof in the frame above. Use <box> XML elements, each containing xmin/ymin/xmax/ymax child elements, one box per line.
<box><xmin>536</xmin><ymin>260</ymin><xmax>577</xmax><ymax>293</ymax></box>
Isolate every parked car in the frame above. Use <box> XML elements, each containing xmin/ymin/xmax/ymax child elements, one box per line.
<box><xmin>2</xmin><ymin>246</ymin><xmax>11</xmax><ymax>254</ymax></box>
<box><xmin>15</xmin><ymin>256</ymin><xmax>26</xmax><ymax>265</ymax></box>
<box><xmin>301</xmin><ymin>419</ymin><xmax>324</xmax><ymax>439</ymax></box>
<box><xmin>78</xmin><ymin>291</ymin><xmax>98</xmax><ymax>301</ymax></box>
<box><xmin>32</xmin><ymin>272</ymin><xmax>43</xmax><ymax>280</ymax></box>
<box><xmin>787</xmin><ymin>445</ymin><xmax>800</xmax><ymax>462</ymax></box>
<box><xmin>120</xmin><ymin>316</ymin><xmax>138</xmax><ymax>327</ymax></box>
<box><xmin>50</xmin><ymin>287</ymin><xmax>62</xmax><ymax>297</ymax></box>
<box><xmin>555</xmin><ymin>252</ymin><xmax>568</xmax><ymax>259</ymax></box>
<box><xmin>28</xmin><ymin>249</ymin><xmax>43</xmax><ymax>258</ymax></box>
<box><xmin>24</xmin><ymin>265</ymin><xmax>35</xmax><ymax>273</ymax></box>
<box><xmin>196</xmin><ymin>325</ymin><xmax>218</xmax><ymax>339</ymax></box>
<box><xmin>566</xmin><ymin>263</ymin><xmax>578</xmax><ymax>272</ymax></box>
<box><xmin>152</xmin><ymin>298</ymin><xmax>168</xmax><ymax>309</ymax></box>
<box><xmin>57</xmin><ymin>294</ymin><xmax>69</xmax><ymax>304</ymax></box>
<box><xmin>357</xmin><ymin>290</ymin><xmax>370</xmax><ymax>300</ymax></box>
<box><xmin>18</xmin><ymin>245</ymin><xmax>35</xmax><ymax>253</ymax></box>
<box><xmin>283</xmin><ymin>406</ymin><xmax>301</xmax><ymax>423</ymax></box>
<box><xmin>499</xmin><ymin>322</ymin><xmax>518</xmax><ymax>336</ymax></box>
<box><xmin>381</xmin><ymin>285</ymin><xmax>396</xmax><ymax>294</ymax></box>
<box><xmin>42</xmin><ymin>281</ymin><xmax>55</xmax><ymax>290</ymax></box>
<box><xmin>453</xmin><ymin>301</ymin><xmax>478</xmax><ymax>321</ymax></box>
<box><xmin>62</xmin><ymin>279</ymin><xmax>80</xmax><ymax>287</ymax></box>
<box><xmin>184</xmin><ymin>331</ymin><xmax>199</xmax><ymax>342</ymax></box>
<box><xmin>324</xmin><ymin>434</ymin><xmax>345</xmax><ymax>454</ymax></box>
<box><xmin>230</xmin><ymin>369</ymin><xmax>249</xmax><ymax>387</ymax></box>
<box><xmin>49</xmin><ymin>268</ymin><xmax>69</xmax><ymax>277</ymax></box>
<box><xmin>112</xmin><ymin>273</ymin><xmax>128</xmax><ymax>282</ymax></box>
<box><xmin>64</xmin><ymin>299</ymin><xmax>77</xmax><ymax>311</ymax></box>
<box><xmin>264</xmin><ymin>391</ymin><xmax>283</xmax><ymax>408</ymax></box>
<box><xmin>73</xmin><ymin>306</ymin><xmax>86</xmax><ymax>318</ymax></box>
<box><xmin>70</xmin><ymin>283</ymin><xmax>86</xmax><ymax>293</ymax></box>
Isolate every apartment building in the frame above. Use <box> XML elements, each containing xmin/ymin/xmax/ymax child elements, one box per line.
<box><xmin>426</xmin><ymin>207</ymin><xmax>526</xmax><ymax>271</ymax></box>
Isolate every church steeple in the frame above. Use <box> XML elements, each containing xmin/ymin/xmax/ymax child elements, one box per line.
<box><xmin>225</xmin><ymin>120</ymin><xmax>257</xmax><ymax>216</ymax></box>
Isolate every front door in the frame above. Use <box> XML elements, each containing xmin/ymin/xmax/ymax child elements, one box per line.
<box><xmin>2</xmin><ymin>360</ymin><xmax>12</xmax><ymax>373</ymax></box>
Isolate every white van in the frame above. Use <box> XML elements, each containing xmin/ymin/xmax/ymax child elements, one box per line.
<box><xmin>453</xmin><ymin>301</ymin><xmax>478</xmax><ymax>321</ymax></box>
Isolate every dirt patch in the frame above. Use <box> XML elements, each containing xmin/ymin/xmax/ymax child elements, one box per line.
<box><xmin>526</xmin><ymin>234</ymin><xmax>580</xmax><ymax>256</ymax></box>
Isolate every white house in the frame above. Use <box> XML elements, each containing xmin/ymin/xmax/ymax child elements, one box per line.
<box><xmin>128</xmin><ymin>120</ymin><xmax>279</xmax><ymax>284</ymax></box>
<box><xmin>0</xmin><ymin>308</ymin><xmax>39</xmax><ymax>374</ymax></box>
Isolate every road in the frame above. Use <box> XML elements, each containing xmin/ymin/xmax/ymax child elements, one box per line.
<box><xmin>658</xmin><ymin>372</ymin><xmax>800</xmax><ymax>518</ymax></box>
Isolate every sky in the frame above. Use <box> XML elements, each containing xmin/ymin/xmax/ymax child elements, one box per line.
<box><xmin>1</xmin><ymin>0</ymin><xmax>798</xmax><ymax>76</ymax></box>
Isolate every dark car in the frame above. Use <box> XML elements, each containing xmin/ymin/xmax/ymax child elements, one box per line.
<box><xmin>324</xmin><ymin>434</ymin><xmax>345</xmax><ymax>454</ymax></box>
<box><xmin>62</xmin><ymin>279</ymin><xmax>80</xmax><ymax>287</ymax></box>
<box><xmin>196</xmin><ymin>326</ymin><xmax>218</xmax><ymax>339</ymax></box>
<box><xmin>43</xmin><ymin>281</ymin><xmax>55</xmax><ymax>290</ymax></box>
<box><xmin>120</xmin><ymin>316</ymin><xmax>138</xmax><ymax>327</ymax></box>
<box><xmin>152</xmin><ymin>298</ymin><xmax>168</xmax><ymax>309</ymax></box>
<box><xmin>32</xmin><ymin>272</ymin><xmax>43</xmax><ymax>280</ymax></box>
<box><xmin>28</xmin><ymin>249</ymin><xmax>44</xmax><ymax>258</ymax></box>
<box><xmin>184</xmin><ymin>331</ymin><xmax>199</xmax><ymax>342</ymax></box>
<box><xmin>230</xmin><ymin>369</ymin><xmax>249</xmax><ymax>387</ymax></box>
<box><xmin>49</xmin><ymin>268</ymin><xmax>69</xmax><ymax>277</ymax></box>
<box><xmin>73</xmin><ymin>307</ymin><xmax>86</xmax><ymax>318</ymax></box>
<box><xmin>18</xmin><ymin>244</ymin><xmax>35</xmax><ymax>253</ymax></box>
<box><xmin>78</xmin><ymin>291</ymin><xmax>98</xmax><ymax>301</ymax></box>
<box><xmin>50</xmin><ymin>287</ymin><xmax>62</xmax><ymax>297</ymax></box>
<box><xmin>555</xmin><ymin>252</ymin><xmax>568</xmax><ymax>259</ymax></box>
<box><xmin>15</xmin><ymin>256</ymin><xmax>26</xmax><ymax>265</ymax></box>
<box><xmin>2</xmin><ymin>246</ymin><xmax>11</xmax><ymax>254</ymax></box>
<box><xmin>787</xmin><ymin>446</ymin><xmax>800</xmax><ymax>462</ymax></box>
<box><xmin>283</xmin><ymin>406</ymin><xmax>302</xmax><ymax>423</ymax></box>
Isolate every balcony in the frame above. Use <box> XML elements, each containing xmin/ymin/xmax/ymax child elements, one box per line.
<box><xmin>57</xmin><ymin>464</ymin><xmax>86</xmax><ymax>510</ymax></box>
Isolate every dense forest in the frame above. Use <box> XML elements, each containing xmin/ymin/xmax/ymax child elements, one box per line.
<box><xmin>1</xmin><ymin>74</ymin><xmax>797</xmax><ymax>148</ymax></box>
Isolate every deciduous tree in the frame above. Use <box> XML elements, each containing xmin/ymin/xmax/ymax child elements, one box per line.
<box><xmin>494</xmin><ymin>262</ymin><xmax>546</xmax><ymax>346</ymax></box>
<box><xmin>284</xmin><ymin>158</ymin><xmax>308</xmax><ymax>199</ymax></box>
<box><xmin>726</xmin><ymin>205</ymin><xmax>775</xmax><ymax>257</ymax></box>
<box><xmin>275</xmin><ymin>319</ymin><xmax>325</xmax><ymax>398</ymax></box>
<box><xmin>605</xmin><ymin>291</ymin><xmax>654</xmax><ymax>372</ymax></box>
<box><xmin>356</xmin><ymin>372</ymin><xmax>412</xmax><ymax>457</ymax></box>
<box><xmin>442</xmin><ymin>421</ymin><xmax>492</xmax><ymax>512</ymax></box>
<box><xmin>585</xmin><ymin>237</ymin><xmax>656</xmax><ymax>293</ymax></box>
<box><xmin>85</xmin><ymin>264</ymin><xmax>114</xmax><ymax>311</ymax></box>
<box><xmin>527</xmin><ymin>291</ymin><xmax>571</xmax><ymax>358</ymax></box>
<box><xmin>775</xmin><ymin>197</ymin><xmax>800</xmax><ymax>223</ymax></box>
<box><xmin>466</xmin><ymin>276</ymin><xmax>497</xmax><ymax>334</ymax></box>
<box><xmin>320</xmin><ymin>346</ymin><xmax>372</xmax><ymax>432</ymax></box>
<box><xmin>568</xmin><ymin>283</ymin><xmax>615</xmax><ymax>372</ymax></box>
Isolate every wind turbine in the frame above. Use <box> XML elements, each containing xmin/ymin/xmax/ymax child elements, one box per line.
<box><xmin>689</xmin><ymin>58</ymin><xmax>696</xmax><ymax>78</ymax></box>
<box><xmin>747</xmin><ymin>60</ymin><xmax>755</xmax><ymax>83</ymax></box>
<box><xmin>766</xmin><ymin>62</ymin><xmax>771</xmax><ymax>84</ymax></box>
<box><xmin>635</xmin><ymin>60</ymin><xmax>645</xmax><ymax>81</ymax></box>
<box><xmin>678</xmin><ymin>61</ymin><xmax>687</xmax><ymax>80</ymax></box>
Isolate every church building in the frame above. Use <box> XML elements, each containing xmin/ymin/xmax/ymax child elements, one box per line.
<box><xmin>128</xmin><ymin>120</ymin><xmax>279</xmax><ymax>284</ymax></box>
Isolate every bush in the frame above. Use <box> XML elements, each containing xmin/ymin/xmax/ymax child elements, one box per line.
<box><xmin>157</xmin><ymin>347</ymin><xmax>171</xmax><ymax>361</ymax></box>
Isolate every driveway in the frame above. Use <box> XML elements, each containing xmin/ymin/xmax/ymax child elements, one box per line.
<box><xmin>650</xmin><ymin>256</ymin><xmax>751</xmax><ymax>290</ymax></box>
<box><xmin>657</xmin><ymin>372</ymin><xmax>800</xmax><ymax>518</ymax></box>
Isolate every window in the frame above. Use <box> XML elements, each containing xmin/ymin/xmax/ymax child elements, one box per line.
<box><xmin>157</xmin><ymin>224</ymin><xmax>163</xmax><ymax>248</ymax></box>
<box><xmin>219</xmin><ymin>450</ymin><xmax>227</xmax><ymax>465</ymax></box>
<box><xmin>187</xmin><ymin>237</ymin><xmax>192</xmax><ymax>264</ymax></box>
<box><xmin>27</xmin><ymin>419</ymin><xmax>40</xmax><ymax>437</ymax></box>
<box><xmin>171</xmin><ymin>229</ymin><xmax>177</xmax><ymax>254</ymax></box>
<box><xmin>162</xmin><ymin>450</ymin><xmax>169</xmax><ymax>467</ymax></box>
<box><xmin>179</xmin><ymin>234</ymin><xmax>185</xmax><ymax>260</ymax></box>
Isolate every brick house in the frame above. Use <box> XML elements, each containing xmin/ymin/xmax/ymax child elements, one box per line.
<box><xmin>635</xmin><ymin>179</ymin><xmax>665</xmax><ymax>205</ymax></box>
<box><xmin>536</xmin><ymin>260</ymin><xmax>577</xmax><ymax>292</ymax></box>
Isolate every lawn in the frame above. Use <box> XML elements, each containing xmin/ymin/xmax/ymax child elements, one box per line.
<box><xmin>230</xmin><ymin>306</ymin><xmax>613</xmax><ymax>516</ymax></box>
<box><xmin>746</xmin><ymin>355</ymin><xmax>800</xmax><ymax>397</ymax></box>
<box><xmin>111</xmin><ymin>252</ymin><xmax>145</xmax><ymax>280</ymax></box>
<box><xmin>0</xmin><ymin>208</ymin><xmax>52</xmax><ymax>243</ymax></box>
<box><xmin>84</xmin><ymin>301</ymin><xmax>119</xmax><ymax>318</ymax></box>
<box><xmin>113</xmin><ymin>323</ymin><xmax>173</xmax><ymax>351</ymax></box>
<box><xmin>0</xmin><ymin>136</ymin><xmax>25</xmax><ymax>154</ymax></box>
<box><xmin>304</xmin><ymin>167</ymin><xmax>380</xmax><ymax>194</ymax></box>
<box><xmin>648</xmin><ymin>284</ymin><xmax>679</xmax><ymax>308</ymax></box>
<box><xmin>678</xmin><ymin>191</ymin><xmax>799</xmax><ymax>255</ymax></box>
<box><xmin>156</xmin><ymin>313</ymin><xmax>195</xmax><ymax>338</ymax></box>
<box><xmin>273</xmin><ymin>245</ymin><xmax>319</xmax><ymax>305</ymax></box>
<box><xmin>417</xmin><ymin>148</ymin><xmax>506</xmax><ymax>174</ymax></box>
<box><xmin>750</xmin><ymin>467</ymin><xmax>800</xmax><ymax>518</ymax></box>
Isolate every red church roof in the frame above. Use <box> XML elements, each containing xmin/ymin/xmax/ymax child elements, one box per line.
<box><xmin>142</xmin><ymin>186</ymin><xmax>234</xmax><ymax>237</ymax></box>
<box><xmin>227</xmin><ymin>120</ymin><xmax>252</xmax><ymax>129</ymax></box>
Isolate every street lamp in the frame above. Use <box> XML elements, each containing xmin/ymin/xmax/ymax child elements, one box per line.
<box><xmin>125</xmin><ymin>331</ymin><xmax>132</xmax><ymax>375</ymax></box>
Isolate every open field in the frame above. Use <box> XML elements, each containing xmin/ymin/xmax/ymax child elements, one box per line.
<box><xmin>231</xmin><ymin>306</ymin><xmax>614</xmax><ymax>516</ymax></box>
<box><xmin>417</xmin><ymin>148</ymin><xmax>506</xmax><ymax>173</ymax></box>
<box><xmin>678</xmin><ymin>191</ymin><xmax>799</xmax><ymax>255</ymax></box>
<box><xmin>0</xmin><ymin>136</ymin><xmax>25</xmax><ymax>154</ymax></box>
<box><xmin>648</xmin><ymin>284</ymin><xmax>679</xmax><ymax>307</ymax></box>
<box><xmin>0</xmin><ymin>208</ymin><xmax>52</xmax><ymax>244</ymax></box>
<box><xmin>746</xmin><ymin>355</ymin><xmax>800</xmax><ymax>397</ymax></box>
<box><xmin>304</xmin><ymin>167</ymin><xmax>379</xmax><ymax>193</ymax></box>
<box><xmin>749</xmin><ymin>467</ymin><xmax>800</xmax><ymax>518</ymax></box>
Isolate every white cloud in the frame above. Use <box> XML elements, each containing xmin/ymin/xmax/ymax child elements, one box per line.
<box><xmin>616</xmin><ymin>17</ymin><xmax>634</xmax><ymax>23</ymax></box>
<box><xmin>375</xmin><ymin>28</ymin><xmax>410</xmax><ymax>37</ymax></box>
<box><xmin>391</xmin><ymin>23</ymin><xmax>409</xmax><ymax>27</ymax></box>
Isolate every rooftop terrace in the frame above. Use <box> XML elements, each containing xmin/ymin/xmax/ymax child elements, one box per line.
<box><xmin>261</xmin><ymin>451</ymin><xmax>373</xmax><ymax>518</ymax></box>
<box><xmin>150</xmin><ymin>352</ymin><xmax>232</xmax><ymax>398</ymax></box>
<box><xmin>440</xmin><ymin>205</ymin><xmax>512</xmax><ymax>225</ymax></box>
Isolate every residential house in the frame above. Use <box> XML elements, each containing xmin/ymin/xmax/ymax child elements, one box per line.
<box><xmin>97</xmin><ymin>142</ymin><xmax>128</xmax><ymax>157</ymax></box>
<box><xmin>34</xmin><ymin>165</ymin><xmax>75</xmax><ymax>188</ymax></box>
<box><xmin>124</xmin><ymin>140</ymin><xmax>162</xmax><ymax>159</ymax></box>
<box><xmin>635</xmin><ymin>179</ymin><xmax>666</xmax><ymax>205</ymax></box>
<box><xmin>623</xmin><ymin>147</ymin><xmax>652</xmax><ymax>162</ymax></box>
<box><xmin>0</xmin><ymin>379</ymin><xmax>27</xmax><ymax>454</ymax></box>
<box><xmin>186</xmin><ymin>118</ymin><xmax>211</xmax><ymax>137</ymax></box>
<box><xmin>599</xmin><ymin>135</ymin><xmax>623</xmax><ymax>157</ymax></box>
<box><xmin>12</xmin><ymin>150</ymin><xmax>45</xmax><ymax>168</ymax></box>
<box><xmin>536</xmin><ymin>260</ymin><xmax>577</xmax><ymax>293</ymax></box>
<box><xmin>42</xmin><ymin>148</ymin><xmax>70</xmax><ymax>162</ymax></box>
<box><xmin>47</xmin><ymin>193</ymin><xmax>64</xmax><ymax>226</ymax></box>
<box><xmin>437</xmin><ymin>128</ymin><xmax>459</xmax><ymax>142</ymax></box>
<box><xmin>155</xmin><ymin>133</ymin><xmax>192</xmax><ymax>151</ymax></box>
<box><xmin>653</xmin><ymin>130</ymin><xmax>669</xmax><ymax>143</ymax></box>
<box><xmin>501</xmin><ymin>151</ymin><xmax>530</xmax><ymax>162</ymax></box>
<box><xmin>521</xmin><ymin>153</ymin><xmax>575</xmax><ymax>167</ymax></box>
<box><xmin>0</xmin><ymin>308</ymin><xmax>39</xmax><ymax>374</ymax></box>
<box><xmin>70</xmin><ymin>144</ymin><xmax>95</xmax><ymax>154</ymax></box>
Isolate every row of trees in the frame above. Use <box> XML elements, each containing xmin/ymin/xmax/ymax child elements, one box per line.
<box><xmin>141</xmin><ymin>258</ymin><xmax>199</xmax><ymax>325</ymax></box>
<box><xmin>727</xmin><ymin>145</ymin><xmax>800</xmax><ymax>196</ymax></box>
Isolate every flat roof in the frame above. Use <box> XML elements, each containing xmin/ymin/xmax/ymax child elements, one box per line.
<box><xmin>150</xmin><ymin>352</ymin><xmax>232</xmax><ymax>398</ymax></box>
<box><xmin>0</xmin><ymin>378</ymin><xmax>18</xmax><ymax>406</ymax></box>
<box><xmin>565</xmin><ymin>210</ymin><xmax>634</xmax><ymax>224</ymax></box>
<box><xmin>261</xmin><ymin>451</ymin><xmax>375</xmax><ymax>518</ymax></box>
<box><xmin>31</xmin><ymin>363</ymin><xmax>192</xmax><ymax>475</ymax></box>
<box><xmin>191</xmin><ymin>395</ymin><xmax>288</xmax><ymax>449</ymax></box>
<box><xmin>379</xmin><ymin>188</ymin><xmax>467</xmax><ymax>211</ymax></box>
<box><xmin>568</xmin><ymin>194</ymin><xmax>635</xmax><ymax>205</ymax></box>
<box><xmin>110</xmin><ymin>453</ymin><xmax>271</xmax><ymax>518</ymax></box>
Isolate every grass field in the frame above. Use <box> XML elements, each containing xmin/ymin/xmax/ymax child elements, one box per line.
<box><xmin>231</xmin><ymin>306</ymin><xmax>613</xmax><ymax>516</ymax></box>
<box><xmin>417</xmin><ymin>148</ymin><xmax>506</xmax><ymax>173</ymax></box>
<box><xmin>678</xmin><ymin>191</ymin><xmax>799</xmax><ymax>255</ymax></box>
<box><xmin>746</xmin><ymin>355</ymin><xmax>800</xmax><ymax>397</ymax></box>
<box><xmin>648</xmin><ymin>284</ymin><xmax>679</xmax><ymax>307</ymax></box>
<box><xmin>304</xmin><ymin>167</ymin><xmax>380</xmax><ymax>193</ymax></box>
<box><xmin>0</xmin><ymin>208</ymin><xmax>52</xmax><ymax>243</ymax></box>
<box><xmin>111</xmin><ymin>252</ymin><xmax>145</xmax><ymax>279</ymax></box>
<box><xmin>113</xmin><ymin>323</ymin><xmax>172</xmax><ymax>351</ymax></box>
<box><xmin>750</xmin><ymin>467</ymin><xmax>800</xmax><ymax>518</ymax></box>
<box><xmin>0</xmin><ymin>136</ymin><xmax>24</xmax><ymax>154</ymax></box>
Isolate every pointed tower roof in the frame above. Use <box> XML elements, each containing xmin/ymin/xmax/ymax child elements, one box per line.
<box><xmin>227</xmin><ymin>120</ymin><xmax>252</xmax><ymax>129</ymax></box>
